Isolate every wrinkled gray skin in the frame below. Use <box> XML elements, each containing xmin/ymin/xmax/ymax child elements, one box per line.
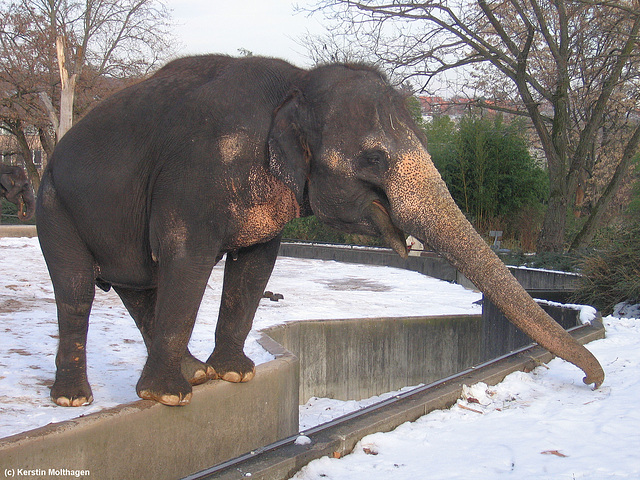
<box><xmin>0</xmin><ymin>164</ymin><xmax>35</xmax><ymax>221</ymax></box>
<box><xmin>37</xmin><ymin>55</ymin><xmax>604</xmax><ymax>407</ymax></box>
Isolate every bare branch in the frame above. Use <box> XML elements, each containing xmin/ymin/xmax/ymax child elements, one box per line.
<box><xmin>305</xmin><ymin>0</ymin><xmax>640</xmax><ymax>251</ymax></box>
<box><xmin>37</xmin><ymin>91</ymin><xmax>59</xmax><ymax>134</ymax></box>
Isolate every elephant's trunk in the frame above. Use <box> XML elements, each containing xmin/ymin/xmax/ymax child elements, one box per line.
<box><xmin>8</xmin><ymin>186</ymin><xmax>36</xmax><ymax>221</ymax></box>
<box><xmin>385</xmin><ymin>148</ymin><xmax>605</xmax><ymax>388</ymax></box>
<box><xmin>21</xmin><ymin>187</ymin><xmax>36</xmax><ymax>220</ymax></box>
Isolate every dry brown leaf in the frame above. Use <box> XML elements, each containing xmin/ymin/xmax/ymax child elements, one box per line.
<box><xmin>541</xmin><ymin>450</ymin><xmax>568</xmax><ymax>458</ymax></box>
<box><xmin>459</xmin><ymin>403</ymin><xmax>483</xmax><ymax>414</ymax></box>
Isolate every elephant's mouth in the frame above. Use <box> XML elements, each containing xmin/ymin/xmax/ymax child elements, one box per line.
<box><xmin>370</xmin><ymin>199</ymin><xmax>408</xmax><ymax>258</ymax></box>
<box><xmin>8</xmin><ymin>189</ymin><xmax>35</xmax><ymax>221</ymax></box>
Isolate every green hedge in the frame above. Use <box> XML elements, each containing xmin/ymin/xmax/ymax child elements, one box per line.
<box><xmin>282</xmin><ymin>216</ymin><xmax>385</xmax><ymax>247</ymax></box>
<box><xmin>0</xmin><ymin>199</ymin><xmax>36</xmax><ymax>225</ymax></box>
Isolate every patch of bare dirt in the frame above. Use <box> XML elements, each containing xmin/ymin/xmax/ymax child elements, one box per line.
<box><xmin>0</xmin><ymin>295</ymin><xmax>54</xmax><ymax>314</ymax></box>
<box><xmin>323</xmin><ymin>278</ymin><xmax>392</xmax><ymax>292</ymax></box>
<box><xmin>7</xmin><ymin>348</ymin><xmax>31</xmax><ymax>356</ymax></box>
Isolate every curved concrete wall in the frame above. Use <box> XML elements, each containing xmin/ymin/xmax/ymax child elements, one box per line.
<box><xmin>266</xmin><ymin>315</ymin><xmax>483</xmax><ymax>403</ymax></box>
<box><xmin>278</xmin><ymin>242</ymin><xmax>459</xmax><ymax>283</ymax></box>
<box><xmin>278</xmin><ymin>242</ymin><xmax>580</xmax><ymax>293</ymax></box>
<box><xmin>197</xmin><ymin>322</ymin><xmax>604</xmax><ymax>480</ymax></box>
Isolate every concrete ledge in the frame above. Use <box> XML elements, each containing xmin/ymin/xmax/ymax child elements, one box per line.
<box><xmin>0</xmin><ymin>334</ymin><xmax>299</xmax><ymax>480</ymax></box>
<box><xmin>278</xmin><ymin>243</ymin><xmax>459</xmax><ymax>283</ymax></box>
<box><xmin>278</xmin><ymin>243</ymin><xmax>582</xmax><ymax>295</ymax></box>
<box><xmin>0</xmin><ymin>225</ymin><xmax>37</xmax><ymax>237</ymax></box>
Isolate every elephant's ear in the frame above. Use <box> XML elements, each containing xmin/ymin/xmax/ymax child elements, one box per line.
<box><xmin>268</xmin><ymin>88</ymin><xmax>313</xmax><ymax>205</ymax></box>
<box><xmin>0</xmin><ymin>172</ymin><xmax>13</xmax><ymax>192</ymax></box>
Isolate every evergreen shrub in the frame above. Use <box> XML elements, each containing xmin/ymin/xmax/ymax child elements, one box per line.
<box><xmin>572</xmin><ymin>223</ymin><xmax>640</xmax><ymax>315</ymax></box>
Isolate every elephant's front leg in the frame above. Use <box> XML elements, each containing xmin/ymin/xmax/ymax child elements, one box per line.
<box><xmin>114</xmin><ymin>286</ymin><xmax>215</xmax><ymax>386</ymax></box>
<box><xmin>208</xmin><ymin>236</ymin><xmax>281</xmax><ymax>383</ymax></box>
<box><xmin>136</xmin><ymin>255</ymin><xmax>216</xmax><ymax>406</ymax></box>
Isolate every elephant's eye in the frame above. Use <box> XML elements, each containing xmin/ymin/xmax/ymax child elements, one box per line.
<box><xmin>361</xmin><ymin>150</ymin><xmax>387</xmax><ymax>167</ymax></box>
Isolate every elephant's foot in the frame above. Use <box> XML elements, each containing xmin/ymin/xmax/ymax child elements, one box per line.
<box><xmin>182</xmin><ymin>352</ymin><xmax>217</xmax><ymax>386</ymax></box>
<box><xmin>207</xmin><ymin>349</ymin><xmax>255</xmax><ymax>383</ymax></box>
<box><xmin>52</xmin><ymin>393</ymin><xmax>94</xmax><ymax>407</ymax></box>
<box><xmin>51</xmin><ymin>371</ymin><xmax>93</xmax><ymax>407</ymax></box>
<box><xmin>136</xmin><ymin>367</ymin><xmax>192</xmax><ymax>406</ymax></box>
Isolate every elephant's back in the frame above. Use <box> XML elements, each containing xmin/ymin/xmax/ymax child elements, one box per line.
<box><xmin>50</xmin><ymin>55</ymin><xmax>303</xmax><ymax>177</ymax></box>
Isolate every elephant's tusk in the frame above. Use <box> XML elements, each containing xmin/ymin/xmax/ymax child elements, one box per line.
<box><xmin>371</xmin><ymin>200</ymin><xmax>408</xmax><ymax>258</ymax></box>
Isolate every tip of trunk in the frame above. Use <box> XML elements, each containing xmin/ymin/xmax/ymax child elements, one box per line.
<box><xmin>581</xmin><ymin>355</ymin><xmax>605</xmax><ymax>389</ymax></box>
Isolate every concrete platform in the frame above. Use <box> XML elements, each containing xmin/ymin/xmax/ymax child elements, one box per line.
<box><xmin>0</xmin><ymin>334</ymin><xmax>299</xmax><ymax>480</ymax></box>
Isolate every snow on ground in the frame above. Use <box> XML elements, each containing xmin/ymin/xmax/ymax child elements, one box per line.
<box><xmin>293</xmin><ymin>313</ymin><xmax>640</xmax><ymax>480</ymax></box>
<box><xmin>299</xmin><ymin>385</ymin><xmax>424</xmax><ymax>431</ymax></box>
<box><xmin>0</xmin><ymin>237</ymin><xmax>480</xmax><ymax>437</ymax></box>
<box><xmin>3</xmin><ymin>237</ymin><xmax>639</xmax><ymax>480</ymax></box>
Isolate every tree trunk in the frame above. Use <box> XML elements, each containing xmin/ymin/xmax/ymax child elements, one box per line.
<box><xmin>58</xmin><ymin>79</ymin><xmax>76</xmax><ymax>139</ymax></box>
<box><xmin>38</xmin><ymin>92</ymin><xmax>59</xmax><ymax>138</ymax></box>
<box><xmin>537</xmin><ymin>191</ymin><xmax>568</xmax><ymax>252</ymax></box>
<box><xmin>536</xmin><ymin>137</ymin><xmax>573</xmax><ymax>253</ymax></box>
<box><xmin>56</xmin><ymin>35</ymin><xmax>77</xmax><ymax>140</ymax></box>
<box><xmin>38</xmin><ymin>127</ymin><xmax>55</xmax><ymax>159</ymax></box>
<box><xmin>570</xmin><ymin>123</ymin><xmax>640</xmax><ymax>251</ymax></box>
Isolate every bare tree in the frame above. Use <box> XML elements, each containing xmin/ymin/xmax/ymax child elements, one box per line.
<box><xmin>22</xmin><ymin>0</ymin><xmax>173</xmax><ymax>140</ymax></box>
<box><xmin>0</xmin><ymin>0</ymin><xmax>173</xmax><ymax>188</ymax></box>
<box><xmin>0</xmin><ymin>4</ymin><xmax>56</xmax><ymax>191</ymax></box>
<box><xmin>306</xmin><ymin>0</ymin><xmax>640</xmax><ymax>252</ymax></box>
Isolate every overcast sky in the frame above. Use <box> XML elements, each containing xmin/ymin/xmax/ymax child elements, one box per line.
<box><xmin>167</xmin><ymin>1</ymin><xmax>325</xmax><ymax>67</ymax></box>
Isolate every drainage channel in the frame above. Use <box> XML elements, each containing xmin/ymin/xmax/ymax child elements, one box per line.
<box><xmin>184</xmin><ymin>322</ymin><xmax>604</xmax><ymax>480</ymax></box>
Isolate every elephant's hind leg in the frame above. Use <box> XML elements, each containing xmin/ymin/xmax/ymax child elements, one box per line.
<box><xmin>37</xmin><ymin>183</ymin><xmax>95</xmax><ymax>407</ymax></box>
<box><xmin>114</xmin><ymin>286</ymin><xmax>216</xmax><ymax>385</ymax></box>
<box><xmin>49</xmin><ymin>292</ymin><xmax>95</xmax><ymax>407</ymax></box>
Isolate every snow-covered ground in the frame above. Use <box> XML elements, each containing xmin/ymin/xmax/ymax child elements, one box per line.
<box><xmin>0</xmin><ymin>236</ymin><xmax>480</xmax><ymax>437</ymax></box>
<box><xmin>293</xmin><ymin>311</ymin><xmax>640</xmax><ymax>480</ymax></box>
<box><xmin>2</xmin><ymin>237</ymin><xmax>639</xmax><ymax>480</ymax></box>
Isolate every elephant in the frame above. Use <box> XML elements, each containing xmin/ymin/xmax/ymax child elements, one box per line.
<box><xmin>1</xmin><ymin>164</ymin><xmax>35</xmax><ymax>221</ymax></box>
<box><xmin>36</xmin><ymin>54</ymin><xmax>604</xmax><ymax>407</ymax></box>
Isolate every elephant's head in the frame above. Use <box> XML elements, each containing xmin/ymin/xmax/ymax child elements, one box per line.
<box><xmin>269</xmin><ymin>63</ymin><xmax>604</xmax><ymax>388</ymax></box>
<box><xmin>0</xmin><ymin>165</ymin><xmax>35</xmax><ymax>221</ymax></box>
